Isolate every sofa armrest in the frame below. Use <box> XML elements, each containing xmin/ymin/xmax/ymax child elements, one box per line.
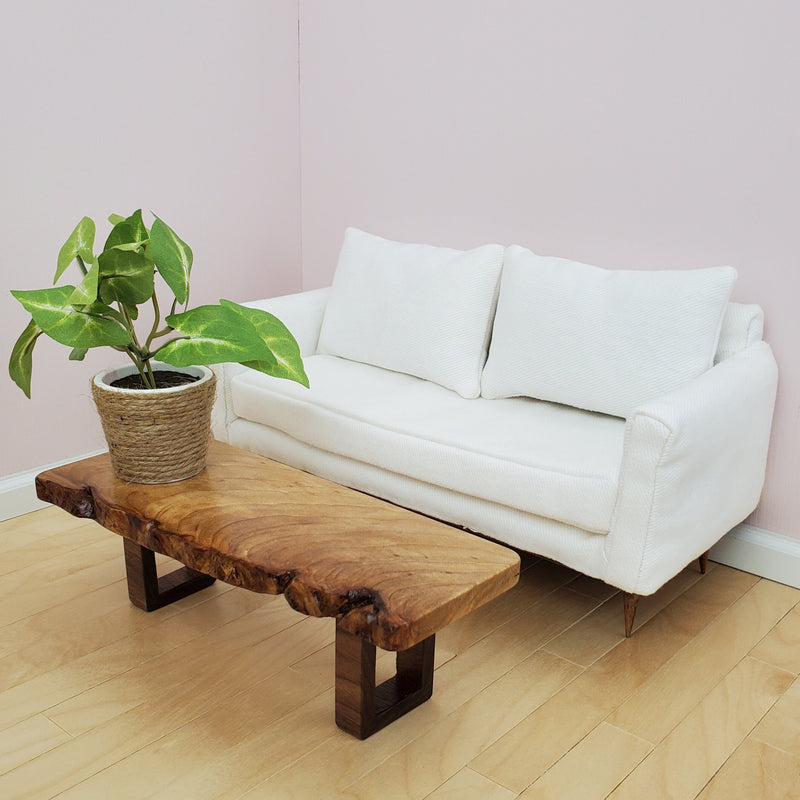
<box><xmin>603</xmin><ymin>341</ymin><xmax>778</xmax><ymax>594</ymax></box>
<box><xmin>242</xmin><ymin>286</ymin><xmax>331</xmax><ymax>357</ymax></box>
<box><xmin>211</xmin><ymin>287</ymin><xmax>331</xmax><ymax>441</ymax></box>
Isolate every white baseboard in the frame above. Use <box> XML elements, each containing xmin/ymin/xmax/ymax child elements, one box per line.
<box><xmin>711</xmin><ymin>523</ymin><xmax>800</xmax><ymax>590</ymax></box>
<box><xmin>0</xmin><ymin>451</ymin><xmax>105</xmax><ymax>523</ymax></box>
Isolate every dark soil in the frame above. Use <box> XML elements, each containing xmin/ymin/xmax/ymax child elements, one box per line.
<box><xmin>110</xmin><ymin>370</ymin><xmax>199</xmax><ymax>390</ymax></box>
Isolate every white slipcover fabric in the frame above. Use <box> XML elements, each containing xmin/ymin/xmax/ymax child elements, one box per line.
<box><xmin>715</xmin><ymin>302</ymin><xmax>764</xmax><ymax>363</ymax></box>
<box><xmin>481</xmin><ymin>246</ymin><xmax>737</xmax><ymax>417</ymax></box>
<box><xmin>605</xmin><ymin>341</ymin><xmax>777</xmax><ymax>593</ymax></box>
<box><xmin>228</xmin><ymin>417</ymin><xmax>614</xmax><ymax>581</ymax></box>
<box><xmin>211</xmin><ymin>288</ymin><xmax>331</xmax><ymax>440</ymax></box>
<box><xmin>212</xmin><ymin>285</ymin><xmax>777</xmax><ymax>598</ymax></box>
<box><xmin>230</xmin><ymin>354</ymin><xmax>626</xmax><ymax>534</ymax></box>
<box><xmin>317</xmin><ymin>228</ymin><xmax>504</xmax><ymax>398</ymax></box>
<box><xmin>221</xmin><ymin>342</ymin><xmax>778</xmax><ymax>596</ymax></box>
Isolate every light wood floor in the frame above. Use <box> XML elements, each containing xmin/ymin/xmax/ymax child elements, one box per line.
<box><xmin>1</xmin><ymin>506</ymin><xmax>799</xmax><ymax>799</ymax></box>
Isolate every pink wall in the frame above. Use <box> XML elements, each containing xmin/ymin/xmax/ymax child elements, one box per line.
<box><xmin>1</xmin><ymin>1</ymin><xmax>302</xmax><ymax>476</ymax></box>
<box><xmin>298</xmin><ymin>1</ymin><xmax>800</xmax><ymax>539</ymax></box>
<box><xmin>4</xmin><ymin>2</ymin><xmax>798</xmax><ymax>543</ymax></box>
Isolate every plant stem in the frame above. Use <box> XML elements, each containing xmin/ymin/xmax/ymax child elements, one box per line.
<box><xmin>118</xmin><ymin>302</ymin><xmax>156</xmax><ymax>388</ymax></box>
<box><xmin>149</xmin><ymin>327</ymin><xmax>174</xmax><ymax>340</ymax></box>
<box><xmin>144</xmin><ymin>358</ymin><xmax>155</xmax><ymax>388</ymax></box>
<box><xmin>145</xmin><ymin>293</ymin><xmax>161</xmax><ymax>351</ymax></box>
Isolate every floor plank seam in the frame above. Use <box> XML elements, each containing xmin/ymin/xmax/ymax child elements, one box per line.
<box><xmin>539</xmin><ymin>647</ymin><xmax>586</xmax><ymax>671</ymax></box>
<box><xmin>748</xmin><ymin>733</ymin><xmax>800</xmax><ymax>759</ymax></box>
<box><xmin>746</xmin><ymin>653</ymin><xmax>798</xmax><ymax>677</ymax></box>
<box><xmin>457</xmin><ymin>580</ymin><xmax>584</xmax><ymax>654</ymax></box>
<box><xmin>40</xmin><ymin>714</ymin><xmax>74</xmax><ymax>740</ymax></box>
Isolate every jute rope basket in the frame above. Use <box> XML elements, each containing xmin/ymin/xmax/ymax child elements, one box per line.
<box><xmin>92</xmin><ymin>364</ymin><xmax>216</xmax><ymax>484</ymax></box>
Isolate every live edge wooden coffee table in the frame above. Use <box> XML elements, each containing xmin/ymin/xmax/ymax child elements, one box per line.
<box><xmin>36</xmin><ymin>440</ymin><xmax>519</xmax><ymax>739</ymax></box>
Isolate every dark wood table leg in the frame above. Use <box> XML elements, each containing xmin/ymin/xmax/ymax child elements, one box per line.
<box><xmin>335</xmin><ymin>625</ymin><xmax>435</xmax><ymax>739</ymax></box>
<box><xmin>123</xmin><ymin>538</ymin><xmax>216</xmax><ymax>612</ymax></box>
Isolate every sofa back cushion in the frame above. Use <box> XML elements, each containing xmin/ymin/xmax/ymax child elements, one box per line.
<box><xmin>317</xmin><ymin>228</ymin><xmax>505</xmax><ymax>398</ymax></box>
<box><xmin>481</xmin><ymin>245</ymin><xmax>737</xmax><ymax>417</ymax></box>
<box><xmin>715</xmin><ymin>302</ymin><xmax>764</xmax><ymax>363</ymax></box>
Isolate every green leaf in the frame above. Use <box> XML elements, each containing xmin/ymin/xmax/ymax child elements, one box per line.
<box><xmin>11</xmin><ymin>286</ymin><xmax>131</xmax><ymax>349</ymax></box>
<box><xmin>82</xmin><ymin>301</ymin><xmax>128</xmax><ymax>326</ymax></box>
<box><xmin>13</xmin><ymin>285</ymin><xmax>74</xmax><ymax>326</ymax></box>
<box><xmin>107</xmin><ymin>213</ymin><xmax>125</xmax><ymax>225</ymax></box>
<box><xmin>55</xmin><ymin>217</ymin><xmax>96</xmax><ymax>283</ymax></box>
<box><xmin>69</xmin><ymin>347</ymin><xmax>88</xmax><ymax>361</ymax></box>
<box><xmin>103</xmin><ymin>209</ymin><xmax>149</xmax><ymax>251</ymax></box>
<box><xmin>156</xmin><ymin>303</ymin><xmax>280</xmax><ymax>368</ymax></box>
<box><xmin>68</xmin><ymin>259</ymin><xmax>100</xmax><ymax>305</ymax></box>
<box><xmin>108</xmin><ymin>241</ymin><xmax>147</xmax><ymax>252</ymax></box>
<box><xmin>149</xmin><ymin>217</ymin><xmax>193</xmax><ymax>304</ymax></box>
<box><xmin>8</xmin><ymin>319</ymin><xmax>42</xmax><ymax>398</ymax></box>
<box><xmin>97</xmin><ymin>248</ymin><xmax>154</xmax><ymax>307</ymax></box>
<box><xmin>221</xmin><ymin>300</ymin><xmax>309</xmax><ymax>387</ymax></box>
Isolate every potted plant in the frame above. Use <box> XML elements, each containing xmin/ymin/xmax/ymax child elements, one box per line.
<box><xmin>9</xmin><ymin>209</ymin><xmax>308</xmax><ymax>483</ymax></box>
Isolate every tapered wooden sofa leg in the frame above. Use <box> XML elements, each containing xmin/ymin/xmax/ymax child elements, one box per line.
<box><xmin>623</xmin><ymin>592</ymin><xmax>640</xmax><ymax>638</ymax></box>
<box><xmin>699</xmin><ymin>550</ymin><xmax>710</xmax><ymax>574</ymax></box>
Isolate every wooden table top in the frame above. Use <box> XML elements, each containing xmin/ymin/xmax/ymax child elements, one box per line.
<box><xmin>36</xmin><ymin>440</ymin><xmax>520</xmax><ymax>651</ymax></box>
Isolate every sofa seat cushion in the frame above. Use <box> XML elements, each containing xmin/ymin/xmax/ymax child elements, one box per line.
<box><xmin>230</xmin><ymin>355</ymin><xmax>626</xmax><ymax>534</ymax></box>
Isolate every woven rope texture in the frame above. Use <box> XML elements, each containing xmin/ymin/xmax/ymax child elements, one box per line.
<box><xmin>92</xmin><ymin>371</ymin><xmax>217</xmax><ymax>484</ymax></box>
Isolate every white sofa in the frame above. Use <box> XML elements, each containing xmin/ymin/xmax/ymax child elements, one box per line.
<box><xmin>212</xmin><ymin>229</ymin><xmax>778</xmax><ymax>635</ymax></box>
